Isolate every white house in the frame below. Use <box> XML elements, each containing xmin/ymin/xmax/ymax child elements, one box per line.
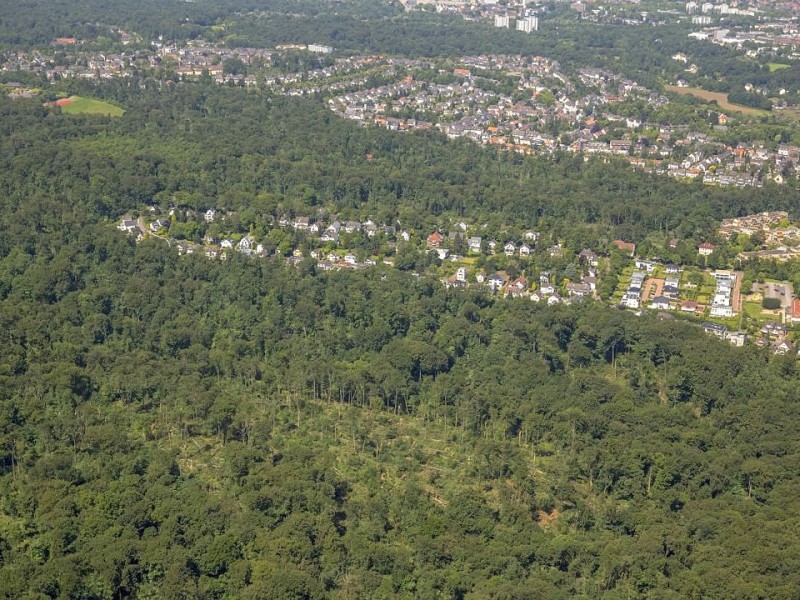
<box><xmin>487</xmin><ymin>274</ymin><xmax>507</xmax><ymax>293</ymax></box>
<box><xmin>650</xmin><ymin>296</ymin><xmax>671</xmax><ymax>310</ymax></box>
<box><xmin>698</xmin><ymin>242</ymin><xmax>716</xmax><ymax>256</ymax></box>
<box><xmin>236</xmin><ymin>237</ymin><xmax>254</xmax><ymax>252</ymax></box>
<box><xmin>710</xmin><ymin>304</ymin><xmax>734</xmax><ymax>317</ymax></box>
<box><xmin>523</xmin><ymin>231</ymin><xmax>540</xmax><ymax>243</ymax></box>
<box><xmin>118</xmin><ymin>219</ymin><xmax>137</xmax><ymax>233</ymax></box>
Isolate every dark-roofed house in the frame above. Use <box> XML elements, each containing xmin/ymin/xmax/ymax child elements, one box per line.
<box><xmin>703</xmin><ymin>322</ymin><xmax>727</xmax><ymax>338</ymax></box>
<box><xmin>118</xmin><ymin>218</ymin><xmax>137</xmax><ymax>233</ymax></box>
<box><xmin>650</xmin><ymin>296</ymin><xmax>670</xmax><ymax>310</ymax></box>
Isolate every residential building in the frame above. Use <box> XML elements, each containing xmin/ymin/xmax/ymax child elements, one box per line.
<box><xmin>427</xmin><ymin>231</ymin><xmax>444</xmax><ymax>248</ymax></box>
<box><xmin>516</xmin><ymin>16</ymin><xmax>539</xmax><ymax>33</ymax></box>
<box><xmin>698</xmin><ymin>242</ymin><xmax>716</xmax><ymax>256</ymax></box>
<box><xmin>118</xmin><ymin>218</ymin><xmax>137</xmax><ymax>233</ymax></box>
<box><xmin>703</xmin><ymin>322</ymin><xmax>728</xmax><ymax>338</ymax></box>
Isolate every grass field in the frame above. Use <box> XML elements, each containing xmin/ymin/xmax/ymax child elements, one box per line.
<box><xmin>54</xmin><ymin>95</ymin><xmax>125</xmax><ymax>117</ymax></box>
<box><xmin>743</xmin><ymin>301</ymin><xmax>765</xmax><ymax>321</ymax></box>
<box><xmin>664</xmin><ymin>85</ymin><xmax>768</xmax><ymax>116</ymax></box>
<box><xmin>768</xmin><ymin>63</ymin><xmax>790</xmax><ymax>72</ymax></box>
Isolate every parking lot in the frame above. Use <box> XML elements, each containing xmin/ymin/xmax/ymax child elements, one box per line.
<box><xmin>760</xmin><ymin>282</ymin><xmax>794</xmax><ymax>309</ymax></box>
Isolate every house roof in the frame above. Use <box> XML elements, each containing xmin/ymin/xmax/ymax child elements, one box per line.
<box><xmin>427</xmin><ymin>232</ymin><xmax>443</xmax><ymax>245</ymax></box>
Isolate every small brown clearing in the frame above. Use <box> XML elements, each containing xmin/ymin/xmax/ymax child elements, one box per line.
<box><xmin>48</xmin><ymin>97</ymin><xmax>76</xmax><ymax>107</ymax></box>
<box><xmin>537</xmin><ymin>508</ymin><xmax>560</xmax><ymax>529</ymax></box>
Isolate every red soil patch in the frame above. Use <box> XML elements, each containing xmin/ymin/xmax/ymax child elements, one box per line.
<box><xmin>54</xmin><ymin>97</ymin><xmax>75</xmax><ymax>107</ymax></box>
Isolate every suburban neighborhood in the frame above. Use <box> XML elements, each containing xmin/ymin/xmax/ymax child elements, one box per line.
<box><xmin>4</xmin><ymin>35</ymin><xmax>800</xmax><ymax>190</ymax></box>
<box><xmin>117</xmin><ymin>204</ymin><xmax>800</xmax><ymax>355</ymax></box>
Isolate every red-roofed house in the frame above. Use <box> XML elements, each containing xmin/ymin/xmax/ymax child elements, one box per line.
<box><xmin>427</xmin><ymin>232</ymin><xmax>443</xmax><ymax>248</ymax></box>
<box><xmin>680</xmin><ymin>300</ymin><xmax>699</xmax><ymax>313</ymax></box>
<box><xmin>698</xmin><ymin>242</ymin><xmax>716</xmax><ymax>256</ymax></box>
<box><xmin>792</xmin><ymin>298</ymin><xmax>800</xmax><ymax>323</ymax></box>
<box><xmin>509</xmin><ymin>276</ymin><xmax>528</xmax><ymax>292</ymax></box>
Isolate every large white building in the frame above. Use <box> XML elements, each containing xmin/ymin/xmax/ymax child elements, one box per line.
<box><xmin>307</xmin><ymin>44</ymin><xmax>333</xmax><ymax>54</ymax></box>
<box><xmin>516</xmin><ymin>16</ymin><xmax>539</xmax><ymax>33</ymax></box>
<box><xmin>494</xmin><ymin>15</ymin><xmax>510</xmax><ymax>28</ymax></box>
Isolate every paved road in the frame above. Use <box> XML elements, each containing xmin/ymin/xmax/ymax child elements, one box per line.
<box><xmin>733</xmin><ymin>271</ymin><xmax>744</xmax><ymax>314</ymax></box>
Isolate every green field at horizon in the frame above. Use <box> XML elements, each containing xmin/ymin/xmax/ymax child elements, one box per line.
<box><xmin>59</xmin><ymin>95</ymin><xmax>125</xmax><ymax>116</ymax></box>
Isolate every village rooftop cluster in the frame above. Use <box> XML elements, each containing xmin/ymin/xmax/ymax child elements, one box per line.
<box><xmin>4</xmin><ymin>33</ymin><xmax>800</xmax><ymax>190</ymax></box>
<box><xmin>328</xmin><ymin>56</ymin><xmax>798</xmax><ymax>189</ymax></box>
<box><xmin>718</xmin><ymin>211</ymin><xmax>800</xmax><ymax>261</ymax></box>
<box><xmin>406</xmin><ymin>0</ymin><xmax>800</xmax><ymax>56</ymax></box>
<box><xmin>117</xmin><ymin>205</ymin><xmax>800</xmax><ymax>354</ymax></box>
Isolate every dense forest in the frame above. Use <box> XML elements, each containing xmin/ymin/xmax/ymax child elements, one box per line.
<box><xmin>5</xmin><ymin>81</ymin><xmax>800</xmax><ymax>242</ymax></box>
<box><xmin>0</xmin><ymin>77</ymin><xmax>799</xmax><ymax>598</ymax></box>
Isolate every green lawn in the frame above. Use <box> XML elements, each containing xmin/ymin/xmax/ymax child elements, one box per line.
<box><xmin>743</xmin><ymin>301</ymin><xmax>783</xmax><ymax>326</ymax></box>
<box><xmin>610</xmin><ymin>266</ymin><xmax>638</xmax><ymax>305</ymax></box>
<box><xmin>743</xmin><ymin>301</ymin><xmax>766</xmax><ymax>321</ymax></box>
<box><xmin>768</xmin><ymin>63</ymin><xmax>790</xmax><ymax>72</ymax></box>
<box><xmin>696</xmin><ymin>271</ymin><xmax>717</xmax><ymax>298</ymax></box>
<box><xmin>60</xmin><ymin>96</ymin><xmax>125</xmax><ymax>117</ymax></box>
